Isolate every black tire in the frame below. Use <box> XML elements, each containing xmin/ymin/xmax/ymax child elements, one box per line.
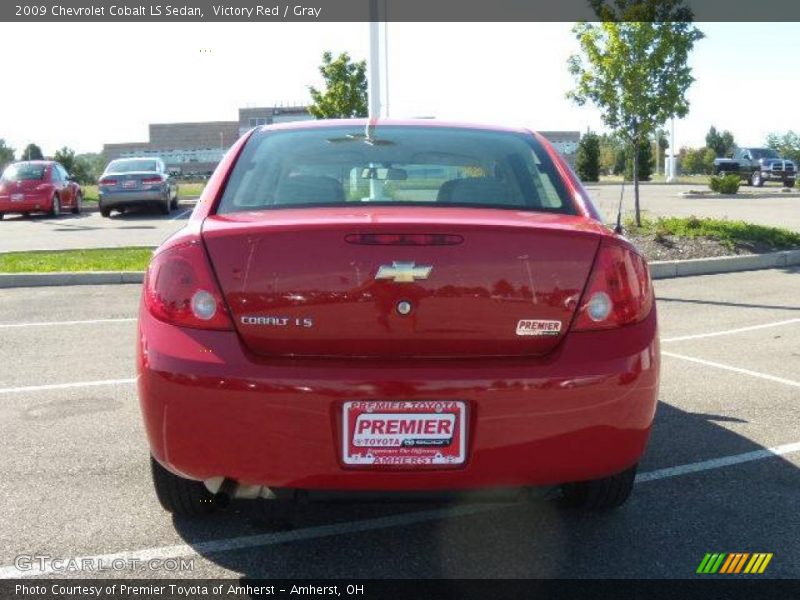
<box><xmin>170</xmin><ymin>196</ymin><xmax>179</xmax><ymax>210</ymax></box>
<box><xmin>0</xmin><ymin>213</ymin><xmax>4</xmax><ymax>220</ymax></box>
<box><xmin>71</xmin><ymin>193</ymin><xmax>82</xmax><ymax>215</ymax></box>
<box><xmin>750</xmin><ymin>171</ymin><xmax>763</xmax><ymax>187</ymax></box>
<box><xmin>150</xmin><ymin>456</ymin><xmax>215</xmax><ymax>517</ymax></box>
<box><xmin>561</xmin><ymin>464</ymin><xmax>637</xmax><ymax>510</ymax></box>
<box><xmin>49</xmin><ymin>195</ymin><xmax>61</xmax><ymax>217</ymax></box>
<box><xmin>100</xmin><ymin>206</ymin><xmax>111</xmax><ymax>218</ymax></box>
<box><xmin>158</xmin><ymin>193</ymin><xmax>171</xmax><ymax>215</ymax></box>
<box><xmin>783</xmin><ymin>179</ymin><xmax>795</xmax><ymax>188</ymax></box>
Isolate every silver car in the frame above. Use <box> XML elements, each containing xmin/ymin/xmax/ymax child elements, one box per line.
<box><xmin>98</xmin><ymin>158</ymin><xmax>178</xmax><ymax>217</ymax></box>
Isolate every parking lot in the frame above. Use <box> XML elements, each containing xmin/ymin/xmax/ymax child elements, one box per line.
<box><xmin>0</xmin><ymin>202</ymin><xmax>195</xmax><ymax>253</ymax></box>
<box><xmin>0</xmin><ymin>186</ymin><xmax>798</xmax><ymax>254</ymax></box>
<box><xmin>0</xmin><ymin>266</ymin><xmax>797</xmax><ymax>579</ymax></box>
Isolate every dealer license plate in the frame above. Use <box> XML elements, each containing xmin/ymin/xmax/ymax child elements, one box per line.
<box><xmin>342</xmin><ymin>400</ymin><xmax>467</xmax><ymax>466</ymax></box>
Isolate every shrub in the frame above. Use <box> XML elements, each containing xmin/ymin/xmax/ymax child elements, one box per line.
<box><xmin>709</xmin><ymin>174</ymin><xmax>740</xmax><ymax>194</ymax></box>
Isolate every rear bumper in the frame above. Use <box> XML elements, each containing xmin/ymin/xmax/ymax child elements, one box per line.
<box><xmin>0</xmin><ymin>193</ymin><xmax>51</xmax><ymax>212</ymax></box>
<box><xmin>100</xmin><ymin>189</ymin><xmax>164</xmax><ymax>207</ymax></box>
<box><xmin>138</xmin><ymin>307</ymin><xmax>660</xmax><ymax>491</ymax></box>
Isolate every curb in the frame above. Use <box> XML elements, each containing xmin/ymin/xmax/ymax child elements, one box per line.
<box><xmin>0</xmin><ymin>271</ymin><xmax>144</xmax><ymax>288</ymax></box>
<box><xmin>650</xmin><ymin>249</ymin><xmax>800</xmax><ymax>279</ymax></box>
<box><xmin>679</xmin><ymin>191</ymin><xmax>800</xmax><ymax>199</ymax></box>
<box><xmin>1</xmin><ymin>250</ymin><xmax>798</xmax><ymax>288</ymax></box>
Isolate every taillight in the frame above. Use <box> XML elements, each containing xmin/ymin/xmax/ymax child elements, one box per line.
<box><xmin>572</xmin><ymin>240</ymin><xmax>653</xmax><ymax>331</ymax></box>
<box><xmin>99</xmin><ymin>178</ymin><xmax>117</xmax><ymax>187</ymax></box>
<box><xmin>142</xmin><ymin>176</ymin><xmax>163</xmax><ymax>186</ymax></box>
<box><xmin>144</xmin><ymin>239</ymin><xmax>233</xmax><ymax>330</ymax></box>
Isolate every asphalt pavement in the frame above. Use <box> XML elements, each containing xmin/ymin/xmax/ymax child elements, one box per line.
<box><xmin>0</xmin><ymin>267</ymin><xmax>798</xmax><ymax>579</ymax></box>
<box><xmin>0</xmin><ymin>186</ymin><xmax>798</xmax><ymax>253</ymax></box>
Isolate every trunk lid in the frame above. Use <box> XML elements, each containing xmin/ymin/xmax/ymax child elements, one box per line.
<box><xmin>202</xmin><ymin>207</ymin><xmax>604</xmax><ymax>358</ymax></box>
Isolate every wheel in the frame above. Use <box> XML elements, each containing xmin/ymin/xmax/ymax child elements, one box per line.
<box><xmin>170</xmin><ymin>196</ymin><xmax>179</xmax><ymax>209</ymax></box>
<box><xmin>159</xmin><ymin>193</ymin><xmax>171</xmax><ymax>215</ymax></box>
<box><xmin>100</xmin><ymin>205</ymin><xmax>111</xmax><ymax>218</ymax></box>
<box><xmin>0</xmin><ymin>213</ymin><xmax>4</xmax><ymax>220</ymax></box>
<box><xmin>49</xmin><ymin>195</ymin><xmax>61</xmax><ymax>217</ymax></box>
<box><xmin>783</xmin><ymin>179</ymin><xmax>795</xmax><ymax>188</ymax></box>
<box><xmin>71</xmin><ymin>193</ymin><xmax>82</xmax><ymax>215</ymax></box>
<box><xmin>750</xmin><ymin>171</ymin><xmax>763</xmax><ymax>187</ymax></box>
<box><xmin>150</xmin><ymin>456</ymin><xmax>215</xmax><ymax>517</ymax></box>
<box><xmin>561</xmin><ymin>464</ymin><xmax>637</xmax><ymax>510</ymax></box>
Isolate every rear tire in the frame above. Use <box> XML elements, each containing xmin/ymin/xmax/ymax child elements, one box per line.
<box><xmin>159</xmin><ymin>193</ymin><xmax>171</xmax><ymax>215</ymax></box>
<box><xmin>100</xmin><ymin>207</ymin><xmax>111</xmax><ymax>217</ymax></box>
<box><xmin>561</xmin><ymin>464</ymin><xmax>637</xmax><ymax>510</ymax></box>
<box><xmin>49</xmin><ymin>195</ymin><xmax>61</xmax><ymax>217</ymax></box>
<box><xmin>0</xmin><ymin>213</ymin><xmax>4</xmax><ymax>220</ymax></box>
<box><xmin>783</xmin><ymin>179</ymin><xmax>795</xmax><ymax>188</ymax></box>
<box><xmin>71</xmin><ymin>193</ymin><xmax>82</xmax><ymax>215</ymax></box>
<box><xmin>150</xmin><ymin>456</ymin><xmax>215</xmax><ymax>517</ymax></box>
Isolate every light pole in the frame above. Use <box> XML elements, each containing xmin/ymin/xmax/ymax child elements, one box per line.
<box><xmin>666</xmin><ymin>118</ymin><xmax>676</xmax><ymax>182</ymax></box>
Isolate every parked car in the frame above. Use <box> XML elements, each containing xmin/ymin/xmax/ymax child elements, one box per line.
<box><xmin>713</xmin><ymin>147</ymin><xmax>796</xmax><ymax>187</ymax></box>
<box><xmin>98</xmin><ymin>157</ymin><xmax>178</xmax><ymax>217</ymax></box>
<box><xmin>0</xmin><ymin>160</ymin><xmax>82</xmax><ymax>219</ymax></box>
<box><xmin>139</xmin><ymin>120</ymin><xmax>660</xmax><ymax>517</ymax></box>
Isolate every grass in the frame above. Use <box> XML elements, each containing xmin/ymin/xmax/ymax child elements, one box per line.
<box><xmin>81</xmin><ymin>182</ymin><xmax>205</xmax><ymax>203</ymax></box>
<box><xmin>0</xmin><ymin>247</ymin><xmax>153</xmax><ymax>273</ymax></box>
<box><xmin>624</xmin><ymin>216</ymin><xmax>800</xmax><ymax>250</ymax></box>
<box><xmin>596</xmin><ymin>174</ymin><xmax>712</xmax><ymax>185</ymax></box>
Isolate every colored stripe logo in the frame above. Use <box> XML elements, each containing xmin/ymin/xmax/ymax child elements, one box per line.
<box><xmin>697</xmin><ymin>553</ymin><xmax>773</xmax><ymax>574</ymax></box>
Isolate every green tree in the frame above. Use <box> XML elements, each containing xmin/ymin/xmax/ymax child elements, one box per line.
<box><xmin>308</xmin><ymin>51</ymin><xmax>368</xmax><ymax>119</ymax></box>
<box><xmin>567</xmin><ymin>0</ymin><xmax>704</xmax><ymax>225</ymax></box>
<box><xmin>598</xmin><ymin>134</ymin><xmax>621</xmax><ymax>175</ymax></box>
<box><xmin>701</xmin><ymin>147</ymin><xmax>717</xmax><ymax>175</ymax></box>
<box><xmin>53</xmin><ymin>147</ymin><xmax>76</xmax><ymax>172</ymax></box>
<box><xmin>705</xmin><ymin>126</ymin><xmax>735</xmax><ymax>157</ymax></box>
<box><xmin>575</xmin><ymin>131</ymin><xmax>601</xmax><ymax>182</ymax></box>
<box><xmin>766</xmin><ymin>131</ymin><xmax>800</xmax><ymax>165</ymax></box>
<box><xmin>21</xmin><ymin>143</ymin><xmax>44</xmax><ymax>161</ymax></box>
<box><xmin>680</xmin><ymin>147</ymin><xmax>707</xmax><ymax>175</ymax></box>
<box><xmin>623</xmin><ymin>140</ymin><xmax>653</xmax><ymax>181</ymax></box>
<box><xmin>0</xmin><ymin>139</ymin><xmax>15</xmax><ymax>171</ymax></box>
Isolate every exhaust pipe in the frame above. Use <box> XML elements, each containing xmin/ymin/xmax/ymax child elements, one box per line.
<box><xmin>204</xmin><ymin>477</ymin><xmax>278</xmax><ymax>508</ymax></box>
<box><xmin>214</xmin><ymin>478</ymin><xmax>237</xmax><ymax>509</ymax></box>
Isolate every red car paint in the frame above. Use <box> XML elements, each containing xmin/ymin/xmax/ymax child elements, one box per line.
<box><xmin>0</xmin><ymin>161</ymin><xmax>81</xmax><ymax>217</ymax></box>
<box><xmin>138</xmin><ymin>120</ymin><xmax>660</xmax><ymax>491</ymax></box>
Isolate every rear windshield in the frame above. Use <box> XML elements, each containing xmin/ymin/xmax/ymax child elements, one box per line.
<box><xmin>106</xmin><ymin>159</ymin><xmax>158</xmax><ymax>173</ymax></box>
<box><xmin>217</xmin><ymin>126</ymin><xmax>576</xmax><ymax>215</ymax></box>
<box><xmin>2</xmin><ymin>163</ymin><xmax>46</xmax><ymax>182</ymax></box>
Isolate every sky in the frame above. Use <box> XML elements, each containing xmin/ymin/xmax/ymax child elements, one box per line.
<box><xmin>0</xmin><ymin>21</ymin><xmax>798</xmax><ymax>156</ymax></box>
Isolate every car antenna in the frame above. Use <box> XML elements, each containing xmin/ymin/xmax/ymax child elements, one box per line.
<box><xmin>613</xmin><ymin>175</ymin><xmax>625</xmax><ymax>234</ymax></box>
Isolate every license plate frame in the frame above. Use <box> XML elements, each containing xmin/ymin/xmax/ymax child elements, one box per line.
<box><xmin>122</xmin><ymin>180</ymin><xmax>137</xmax><ymax>189</ymax></box>
<box><xmin>342</xmin><ymin>400</ymin><xmax>467</xmax><ymax>467</ymax></box>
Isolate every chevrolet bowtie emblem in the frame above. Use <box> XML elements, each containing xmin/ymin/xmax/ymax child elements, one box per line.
<box><xmin>375</xmin><ymin>261</ymin><xmax>433</xmax><ymax>283</ymax></box>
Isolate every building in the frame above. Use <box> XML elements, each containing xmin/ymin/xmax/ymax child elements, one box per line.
<box><xmin>102</xmin><ymin>106</ymin><xmax>313</xmax><ymax>174</ymax></box>
<box><xmin>103</xmin><ymin>111</ymin><xmax>578</xmax><ymax>174</ymax></box>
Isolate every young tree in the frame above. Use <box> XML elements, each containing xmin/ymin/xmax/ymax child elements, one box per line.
<box><xmin>567</xmin><ymin>0</ymin><xmax>704</xmax><ymax>226</ymax></box>
<box><xmin>21</xmin><ymin>143</ymin><xmax>44</xmax><ymax>161</ymax></box>
<box><xmin>0</xmin><ymin>139</ymin><xmax>15</xmax><ymax>170</ymax></box>
<box><xmin>575</xmin><ymin>131</ymin><xmax>601</xmax><ymax>182</ymax></box>
<box><xmin>308</xmin><ymin>51</ymin><xmax>368</xmax><ymax>119</ymax></box>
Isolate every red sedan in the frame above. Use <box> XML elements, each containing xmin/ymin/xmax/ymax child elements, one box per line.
<box><xmin>0</xmin><ymin>160</ymin><xmax>83</xmax><ymax>219</ymax></box>
<box><xmin>138</xmin><ymin>120</ymin><xmax>659</xmax><ymax>516</ymax></box>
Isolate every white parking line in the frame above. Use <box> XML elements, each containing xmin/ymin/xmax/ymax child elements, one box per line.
<box><xmin>663</xmin><ymin>351</ymin><xmax>800</xmax><ymax>388</ymax></box>
<box><xmin>662</xmin><ymin>318</ymin><xmax>800</xmax><ymax>343</ymax></box>
<box><xmin>0</xmin><ymin>318</ymin><xmax>136</xmax><ymax>329</ymax></box>
<box><xmin>0</xmin><ymin>378</ymin><xmax>136</xmax><ymax>395</ymax></box>
<box><xmin>170</xmin><ymin>208</ymin><xmax>193</xmax><ymax>221</ymax></box>
<box><xmin>636</xmin><ymin>441</ymin><xmax>800</xmax><ymax>483</ymax></box>
<box><xmin>1</xmin><ymin>440</ymin><xmax>798</xmax><ymax>579</ymax></box>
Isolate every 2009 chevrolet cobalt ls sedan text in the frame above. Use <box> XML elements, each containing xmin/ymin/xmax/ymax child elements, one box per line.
<box><xmin>138</xmin><ymin>120</ymin><xmax>659</xmax><ymax>516</ymax></box>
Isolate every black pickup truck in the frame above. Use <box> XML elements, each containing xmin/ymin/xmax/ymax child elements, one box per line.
<box><xmin>713</xmin><ymin>147</ymin><xmax>796</xmax><ymax>187</ymax></box>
